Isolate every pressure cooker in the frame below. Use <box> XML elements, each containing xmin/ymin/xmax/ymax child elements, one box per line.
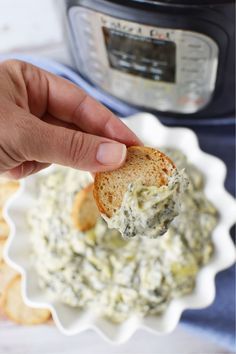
<box><xmin>65</xmin><ymin>0</ymin><xmax>235</xmax><ymax>119</ymax></box>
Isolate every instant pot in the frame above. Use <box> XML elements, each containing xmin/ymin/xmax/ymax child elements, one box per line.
<box><xmin>65</xmin><ymin>0</ymin><xmax>235</xmax><ymax>120</ymax></box>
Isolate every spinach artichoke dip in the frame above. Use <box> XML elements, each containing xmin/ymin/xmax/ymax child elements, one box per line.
<box><xmin>103</xmin><ymin>170</ymin><xmax>188</xmax><ymax>239</ymax></box>
<box><xmin>28</xmin><ymin>149</ymin><xmax>218</xmax><ymax>323</ymax></box>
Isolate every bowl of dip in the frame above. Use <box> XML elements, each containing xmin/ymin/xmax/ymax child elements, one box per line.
<box><xmin>3</xmin><ymin>113</ymin><xmax>236</xmax><ymax>343</ymax></box>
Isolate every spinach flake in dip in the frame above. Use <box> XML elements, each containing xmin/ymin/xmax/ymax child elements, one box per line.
<box><xmin>103</xmin><ymin>169</ymin><xmax>189</xmax><ymax>239</ymax></box>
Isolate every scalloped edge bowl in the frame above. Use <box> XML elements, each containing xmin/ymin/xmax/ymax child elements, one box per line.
<box><xmin>3</xmin><ymin>113</ymin><xmax>236</xmax><ymax>343</ymax></box>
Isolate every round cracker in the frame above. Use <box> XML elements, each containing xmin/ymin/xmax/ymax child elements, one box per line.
<box><xmin>2</xmin><ymin>275</ymin><xmax>51</xmax><ymax>325</ymax></box>
<box><xmin>0</xmin><ymin>239</ymin><xmax>6</xmax><ymax>263</ymax></box>
<box><xmin>72</xmin><ymin>183</ymin><xmax>99</xmax><ymax>231</ymax></box>
<box><xmin>0</xmin><ymin>262</ymin><xmax>18</xmax><ymax>303</ymax></box>
<box><xmin>0</xmin><ymin>181</ymin><xmax>19</xmax><ymax>207</ymax></box>
<box><xmin>0</xmin><ymin>207</ymin><xmax>4</xmax><ymax>220</ymax></box>
<box><xmin>0</xmin><ymin>220</ymin><xmax>9</xmax><ymax>239</ymax></box>
<box><xmin>0</xmin><ymin>176</ymin><xmax>11</xmax><ymax>184</ymax></box>
<box><xmin>94</xmin><ymin>146</ymin><xmax>176</xmax><ymax>218</ymax></box>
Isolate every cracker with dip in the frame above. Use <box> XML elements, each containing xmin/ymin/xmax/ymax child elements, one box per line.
<box><xmin>94</xmin><ymin>146</ymin><xmax>188</xmax><ymax>239</ymax></box>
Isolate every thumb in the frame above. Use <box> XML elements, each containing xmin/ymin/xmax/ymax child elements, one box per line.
<box><xmin>24</xmin><ymin>121</ymin><xmax>127</xmax><ymax>172</ymax></box>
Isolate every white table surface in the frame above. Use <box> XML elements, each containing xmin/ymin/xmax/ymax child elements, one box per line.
<box><xmin>0</xmin><ymin>319</ymin><xmax>230</xmax><ymax>354</ymax></box>
<box><xmin>0</xmin><ymin>1</ymin><xmax>232</xmax><ymax>353</ymax></box>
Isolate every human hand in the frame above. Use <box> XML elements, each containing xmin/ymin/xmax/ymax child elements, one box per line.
<box><xmin>0</xmin><ymin>60</ymin><xmax>141</xmax><ymax>179</ymax></box>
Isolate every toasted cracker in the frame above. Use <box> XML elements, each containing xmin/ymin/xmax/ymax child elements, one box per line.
<box><xmin>0</xmin><ymin>220</ymin><xmax>9</xmax><ymax>239</ymax></box>
<box><xmin>0</xmin><ymin>239</ymin><xmax>6</xmax><ymax>263</ymax></box>
<box><xmin>0</xmin><ymin>262</ymin><xmax>18</xmax><ymax>304</ymax></box>
<box><xmin>2</xmin><ymin>275</ymin><xmax>51</xmax><ymax>325</ymax></box>
<box><xmin>94</xmin><ymin>146</ymin><xmax>176</xmax><ymax>218</ymax></box>
<box><xmin>72</xmin><ymin>183</ymin><xmax>99</xmax><ymax>231</ymax></box>
<box><xmin>0</xmin><ymin>207</ymin><xmax>4</xmax><ymax>220</ymax></box>
<box><xmin>0</xmin><ymin>181</ymin><xmax>19</xmax><ymax>207</ymax></box>
<box><xmin>0</xmin><ymin>176</ymin><xmax>11</xmax><ymax>184</ymax></box>
<box><xmin>0</xmin><ymin>207</ymin><xmax>9</xmax><ymax>239</ymax></box>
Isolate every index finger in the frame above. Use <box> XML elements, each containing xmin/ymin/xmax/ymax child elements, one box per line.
<box><xmin>23</xmin><ymin>63</ymin><xmax>142</xmax><ymax>146</ymax></box>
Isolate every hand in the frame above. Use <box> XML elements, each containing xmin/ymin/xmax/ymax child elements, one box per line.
<box><xmin>0</xmin><ymin>60</ymin><xmax>141</xmax><ymax>179</ymax></box>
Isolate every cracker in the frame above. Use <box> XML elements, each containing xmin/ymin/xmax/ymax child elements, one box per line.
<box><xmin>2</xmin><ymin>275</ymin><xmax>51</xmax><ymax>325</ymax></box>
<box><xmin>0</xmin><ymin>262</ymin><xmax>18</xmax><ymax>304</ymax></box>
<box><xmin>0</xmin><ymin>207</ymin><xmax>4</xmax><ymax>220</ymax></box>
<box><xmin>0</xmin><ymin>239</ymin><xmax>6</xmax><ymax>263</ymax></box>
<box><xmin>0</xmin><ymin>181</ymin><xmax>19</xmax><ymax>207</ymax></box>
<box><xmin>0</xmin><ymin>220</ymin><xmax>9</xmax><ymax>239</ymax></box>
<box><xmin>72</xmin><ymin>183</ymin><xmax>99</xmax><ymax>231</ymax></box>
<box><xmin>94</xmin><ymin>146</ymin><xmax>176</xmax><ymax>218</ymax></box>
<box><xmin>0</xmin><ymin>176</ymin><xmax>10</xmax><ymax>184</ymax></box>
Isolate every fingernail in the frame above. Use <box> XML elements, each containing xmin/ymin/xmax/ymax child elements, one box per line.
<box><xmin>96</xmin><ymin>143</ymin><xmax>127</xmax><ymax>165</ymax></box>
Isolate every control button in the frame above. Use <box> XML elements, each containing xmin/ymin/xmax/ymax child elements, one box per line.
<box><xmin>187</xmin><ymin>92</ymin><xmax>201</xmax><ymax>100</ymax></box>
<box><xmin>87</xmin><ymin>38</ymin><xmax>95</xmax><ymax>47</ymax></box>
<box><xmin>186</xmin><ymin>49</ymin><xmax>209</xmax><ymax>58</ymax></box>
<box><xmin>181</xmin><ymin>68</ymin><xmax>199</xmax><ymax>73</ymax></box>
<box><xmin>155</xmin><ymin>93</ymin><xmax>164</xmax><ymax>99</ymax></box>
<box><xmin>180</xmin><ymin>85</ymin><xmax>202</xmax><ymax>98</ymax></box>
<box><xmin>181</xmin><ymin>56</ymin><xmax>208</xmax><ymax>65</ymax></box>
<box><xmin>89</xmin><ymin>51</ymin><xmax>98</xmax><ymax>59</ymax></box>
<box><xmin>150</xmin><ymin>67</ymin><xmax>162</xmax><ymax>74</ymax></box>
<box><xmin>84</xmin><ymin>26</ymin><xmax>93</xmax><ymax>35</ymax></box>
<box><xmin>91</xmin><ymin>61</ymin><xmax>102</xmax><ymax>69</ymax></box>
<box><xmin>111</xmin><ymin>78</ymin><xmax>133</xmax><ymax>97</ymax></box>
<box><xmin>142</xmin><ymin>89</ymin><xmax>170</xmax><ymax>109</ymax></box>
<box><xmin>155</xmin><ymin>99</ymin><xmax>171</xmax><ymax>111</ymax></box>
<box><xmin>185</xmin><ymin>81</ymin><xmax>200</xmax><ymax>90</ymax></box>
<box><xmin>142</xmin><ymin>57</ymin><xmax>153</xmax><ymax>64</ymax></box>
<box><xmin>181</xmin><ymin>71</ymin><xmax>205</xmax><ymax>82</ymax></box>
<box><xmin>92</xmin><ymin>71</ymin><xmax>105</xmax><ymax>85</ymax></box>
<box><xmin>177</xmin><ymin>95</ymin><xmax>206</xmax><ymax>107</ymax></box>
<box><xmin>144</xmin><ymin>90</ymin><xmax>164</xmax><ymax>101</ymax></box>
<box><xmin>133</xmin><ymin>63</ymin><xmax>147</xmax><ymax>72</ymax></box>
<box><xmin>183</xmin><ymin>61</ymin><xmax>202</xmax><ymax>71</ymax></box>
<box><xmin>195</xmin><ymin>59</ymin><xmax>205</xmax><ymax>65</ymax></box>
<box><xmin>183</xmin><ymin>36</ymin><xmax>208</xmax><ymax>50</ymax></box>
<box><xmin>186</xmin><ymin>42</ymin><xmax>204</xmax><ymax>50</ymax></box>
<box><xmin>94</xmin><ymin>72</ymin><xmax>104</xmax><ymax>80</ymax></box>
<box><xmin>118</xmin><ymin>60</ymin><xmax>131</xmax><ymax>68</ymax></box>
<box><xmin>78</xmin><ymin>11</ymin><xmax>89</xmax><ymax>20</ymax></box>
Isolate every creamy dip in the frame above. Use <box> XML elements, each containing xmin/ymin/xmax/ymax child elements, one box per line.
<box><xmin>28</xmin><ymin>149</ymin><xmax>218</xmax><ymax>323</ymax></box>
<box><xmin>103</xmin><ymin>170</ymin><xmax>188</xmax><ymax>239</ymax></box>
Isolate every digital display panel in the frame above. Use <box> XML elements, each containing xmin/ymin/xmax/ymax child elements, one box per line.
<box><xmin>103</xmin><ymin>27</ymin><xmax>176</xmax><ymax>83</ymax></box>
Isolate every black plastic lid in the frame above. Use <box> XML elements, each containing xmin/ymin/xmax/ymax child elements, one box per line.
<box><xmin>106</xmin><ymin>0</ymin><xmax>234</xmax><ymax>5</ymax></box>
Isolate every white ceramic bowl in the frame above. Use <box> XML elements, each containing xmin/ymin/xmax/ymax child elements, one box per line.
<box><xmin>3</xmin><ymin>113</ymin><xmax>236</xmax><ymax>343</ymax></box>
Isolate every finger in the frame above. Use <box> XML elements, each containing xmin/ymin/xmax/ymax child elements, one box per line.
<box><xmin>21</xmin><ymin>118</ymin><xmax>127</xmax><ymax>173</ymax></box>
<box><xmin>42</xmin><ymin>113</ymin><xmax>80</xmax><ymax>131</ymax></box>
<box><xmin>19</xmin><ymin>61</ymin><xmax>142</xmax><ymax>146</ymax></box>
<box><xmin>6</xmin><ymin>161</ymin><xmax>50</xmax><ymax>179</ymax></box>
